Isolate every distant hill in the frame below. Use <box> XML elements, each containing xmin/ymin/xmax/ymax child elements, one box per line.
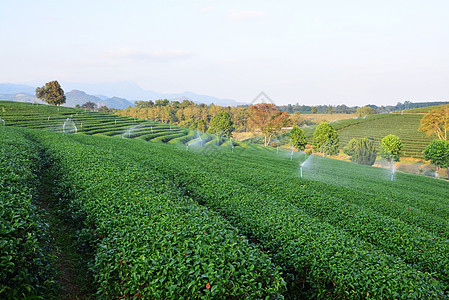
<box><xmin>402</xmin><ymin>104</ymin><xmax>449</xmax><ymax>113</ymax></box>
<box><xmin>0</xmin><ymin>82</ymin><xmax>244</xmax><ymax>107</ymax></box>
<box><xmin>65</xmin><ymin>90</ymin><xmax>103</xmax><ymax>107</ymax></box>
<box><xmin>0</xmin><ymin>83</ymin><xmax>36</xmax><ymax>94</ymax></box>
<box><xmin>0</xmin><ymin>92</ymin><xmax>41</xmax><ymax>103</ymax></box>
<box><xmin>97</xmin><ymin>97</ymin><xmax>133</xmax><ymax>109</ymax></box>
<box><xmin>65</xmin><ymin>90</ymin><xmax>133</xmax><ymax>109</ymax></box>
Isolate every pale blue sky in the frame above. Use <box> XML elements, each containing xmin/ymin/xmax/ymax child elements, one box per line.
<box><xmin>1</xmin><ymin>0</ymin><xmax>448</xmax><ymax>105</ymax></box>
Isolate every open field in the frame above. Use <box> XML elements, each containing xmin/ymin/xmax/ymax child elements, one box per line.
<box><xmin>300</xmin><ymin>113</ymin><xmax>357</xmax><ymax>123</ymax></box>
<box><xmin>1</xmin><ymin>101</ymin><xmax>449</xmax><ymax>298</ymax></box>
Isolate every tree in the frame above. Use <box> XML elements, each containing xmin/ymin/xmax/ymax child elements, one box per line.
<box><xmin>248</xmin><ymin>103</ymin><xmax>291</xmax><ymax>146</ymax></box>
<box><xmin>328</xmin><ymin>106</ymin><xmax>333</xmax><ymax>114</ymax></box>
<box><xmin>356</xmin><ymin>106</ymin><xmax>376</xmax><ymax>118</ymax></box>
<box><xmin>343</xmin><ymin>138</ymin><xmax>357</xmax><ymax>157</ymax></box>
<box><xmin>419</xmin><ymin>107</ymin><xmax>449</xmax><ymax>140</ymax></box>
<box><xmin>81</xmin><ymin>101</ymin><xmax>97</xmax><ymax>111</ymax></box>
<box><xmin>424</xmin><ymin>139</ymin><xmax>449</xmax><ymax>179</ymax></box>
<box><xmin>197</xmin><ymin>119</ymin><xmax>207</xmax><ymax>132</ymax></box>
<box><xmin>379</xmin><ymin>134</ymin><xmax>403</xmax><ymax>162</ymax></box>
<box><xmin>313</xmin><ymin>122</ymin><xmax>339</xmax><ymax>155</ymax></box>
<box><xmin>311</xmin><ymin>106</ymin><xmax>317</xmax><ymax>114</ymax></box>
<box><xmin>35</xmin><ymin>80</ymin><xmax>66</xmax><ymax>106</ymax></box>
<box><xmin>289</xmin><ymin>126</ymin><xmax>307</xmax><ymax>151</ymax></box>
<box><xmin>207</xmin><ymin>112</ymin><xmax>234</xmax><ymax>137</ymax></box>
<box><xmin>344</xmin><ymin>138</ymin><xmax>377</xmax><ymax>165</ymax></box>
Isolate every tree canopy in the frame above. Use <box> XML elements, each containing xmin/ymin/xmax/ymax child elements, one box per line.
<box><xmin>313</xmin><ymin>122</ymin><xmax>339</xmax><ymax>156</ymax></box>
<box><xmin>379</xmin><ymin>134</ymin><xmax>403</xmax><ymax>162</ymax></box>
<box><xmin>356</xmin><ymin>106</ymin><xmax>376</xmax><ymax>118</ymax></box>
<box><xmin>35</xmin><ymin>80</ymin><xmax>66</xmax><ymax>106</ymax></box>
<box><xmin>423</xmin><ymin>139</ymin><xmax>449</xmax><ymax>179</ymax></box>
<box><xmin>344</xmin><ymin>138</ymin><xmax>377</xmax><ymax>166</ymax></box>
<box><xmin>289</xmin><ymin>126</ymin><xmax>307</xmax><ymax>151</ymax></box>
<box><xmin>207</xmin><ymin>112</ymin><xmax>234</xmax><ymax>137</ymax></box>
<box><xmin>419</xmin><ymin>107</ymin><xmax>449</xmax><ymax>140</ymax></box>
<box><xmin>248</xmin><ymin>103</ymin><xmax>291</xmax><ymax>146</ymax></box>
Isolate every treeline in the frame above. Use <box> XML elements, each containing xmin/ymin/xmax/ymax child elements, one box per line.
<box><xmin>116</xmin><ymin>100</ymin><xmax>306</xmax><ymax>132</ymax></box>
<box><xmin>277</xmin><ymin>104</ymin><xmax>357</xmax><ymax>114</ymax></box>
<box><xmin>277</xmin><ymin>101</ymin><xmax>449</xmax><ymax>114</ymax></box>
<box><xmin>117</xmin><ymin>100</ymin><xmax>250</xmax><ymax>132</ymax></box>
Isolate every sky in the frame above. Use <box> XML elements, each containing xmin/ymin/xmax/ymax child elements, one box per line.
<box><xmin>1</xmin><ymin>0</ymin><xmax>449</xmax><ymax>106</ymax></box>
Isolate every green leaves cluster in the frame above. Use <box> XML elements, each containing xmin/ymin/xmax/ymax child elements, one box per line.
<box><xmin>289</xmin><ymin>126</ymin><xmax>307</xmax><ymax>151</ymax></box>
<box><xmin>313</xmin><ymin>122</ymin><xmax>340</xmax><ymax>155</ymax></box>
<box><xmin>31</xmin><ymin>130</ymin><xmax>284</xmax><ymax>298</ymax></box>
<box><xmin>343</xmin><ymin>138</ymin><xmax>377</xmax><ymax>165</ymax></box>
<box><xmin>0</xmin><ymin>127</ymin><xmax>58</xmax><ymax>298</ymax></box>
<box><xmin>207</xmin><ymin>111</ymin><xmax>234</xmax><ymax>137</ymax></box>
<box><xmin>424</xmin><ymin>139</ymin><xmax>449</xmax><ymax>178</ymax></box>
<box><xmin>35</xmin><ymin>80</ymin><xmax>66</xmax><ymax>106</ymax></box>
<box><xmin>379</xmin><ymin>134</ymin><xmax>403</xmax><ymax>162</ymax></box>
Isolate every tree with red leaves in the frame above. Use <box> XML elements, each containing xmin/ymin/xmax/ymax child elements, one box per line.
<box><xmin>248</xmin><ymin>103</ymin><xmax>291</xmax><ymax>146</ymax></box>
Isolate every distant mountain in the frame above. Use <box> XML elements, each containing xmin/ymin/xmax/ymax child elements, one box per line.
<box><xmin>0</xmin><ymin>83</ymin><xmax>36</xmax><ymax>95</ymax></box>
<box><xmin>65</xmin><ymin>90</ymin><xmax>103</xmax><ymax>107</ymax></box>
<box><xmin>65</xmin><ymin>90</ymin><xmax>133</xmax><ymax>109</ymax></box>
<box><xmin>0</xmin><ymin>92</ymin><xmax>41</xmax><ymax>103</ymax></box>
<box><xmin>61</xmin><ymin>81</ymin><xmax>245</xmax><ymax>106</ymax></box>
<box><xmin>1</xmin><ymin>81</ymin><xmax>246</xmax><ymax>107</ymax></box>
<box><xmin>98</xmin><ymin>97</ymin><xmax>133</xmax><ymax>109</ymax></box>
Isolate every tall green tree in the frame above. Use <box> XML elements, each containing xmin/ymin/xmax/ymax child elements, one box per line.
<box><xmin>313</xmin><ymin>122</ymin><xmax>339</xmax><ymax>155</ymax></box>
<box><xmin>424</xmin><ymin>139</ymin><xmax>449</xmax><ymax>179</ymax></box>
<box><xmin>207</xmin><ymin>112</ymin><xmax>234</xmax><ymax>137</ymax></box>
<box><xmin>379</xmin><ymin>134</ymin><xmax>403</xmax><ymax>162</ymax></box>
<box><xmin>344</xmin><ymin>138</ymin><xmax>377</xmax><ymax>165</ymax></box>
<box><xmin>35</xmin><ymin>80</ymin><xmax>66</xmax><ymax>106</ymax></box>
<box><xmin>197</xmin><ymin>119</ymin><xmax>207</xmax><ymax>132</ymax></box>
<box><xmin>289</xmin><ymin>126</ymin><xmax>307</xmax><ymax>151</ymax></box>
<box><xmin>343</xmin><ymin>138</ymin><xmax>357</xmax><ymax>157</ymax></box>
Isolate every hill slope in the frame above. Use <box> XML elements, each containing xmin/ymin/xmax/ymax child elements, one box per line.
<box><xmin>304</xmin><ymin>113</ymin><xmax>436</xmax><ymax>158</ymax></box>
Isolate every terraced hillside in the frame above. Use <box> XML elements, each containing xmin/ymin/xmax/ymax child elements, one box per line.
<box><xmin>304</xmin><ymin>113</ymin><xmax>436</xmax><ymax>158</ymax></box>
<box><xmin>0</xmin><ymin>100</ymin><xmax>241</xmax><ymax>148</ymax></box>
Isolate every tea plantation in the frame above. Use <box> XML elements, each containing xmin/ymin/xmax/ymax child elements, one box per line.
<box><xmin>303</xmin><ymin>113</ymin><xmax>436</xmax><ymax>158</ymax></box>
<box><xmin>1</xmin><ymin>101</ymin><xmax>449</xmax><ymax>299</ymax></box>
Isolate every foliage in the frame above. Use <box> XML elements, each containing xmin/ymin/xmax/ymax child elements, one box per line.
<box><xmin>356</xmin><ymin>106</ymin><xmax>376</xmax><ymax>117</ymax></box>
<box><xmin>27</xmin><ymin>131</ymin><xmax>285</xmax><ymax>298</ymax></box>
<box><xmin>0</xmin><ymin>127</ymin><xmax>58</xmax><ymax>298</ymax></box>
<box><xmin>424</xmin><ymin>139</ymin><xmax>449</xmax><ymax>178</ymax></box>
<box><xmin>343</xmin><ymin>138</ymin><xmax>357</xmax><ymax>157</ymax></box>
<box><xmin>311</xmin><ymin>106</ymin><xmax>317</xmax><ymax>114</ymax></box>
<box><xmin>81</xmin><ymin>101</ymin><xmax>97</xmax><ymax>111</ymax></box>
<box><xmin>3</xmin><ymin>106</ymin><xmax>449</xmax><ymax>297</ymax></box>
<box><xmin>419</xmin><ymin>107</ymin><xmax>449</xmax><ymax>140</ymax></box>
<box><xmin>117</xmin><ymin>100</ymin><xmax>249</xmax><ymax>132</ymax></box>
<box><xmin>197</xmin><ymin>119</ymin><xmax>207</xmax><ymax>132</ymax></box>
<box><xmin>344</xmin><ymin>138</ymin><xmax>377</xmax><ymax>165</ymax></box>
<box><xmin>305</xmin><ymin>113</ymin><xmax>435</xmax><ymax>159</ymax></box>
<box><xmin>289</xmin><ymin>126</ymin><xmax>307</xmax><ymax>151</ymax></box>
<box><xmin>379</xmin><ymin>134</ymin><xmax>403</xmax><ymax>162</ymax></box>
<box><xmin>312</xmin><ymin>122</ymin><xmax>339</xmax><ymax>155</ymax></box>
<box><xmin>35</xmin><ymin>80</ymin><xmax>66</xmax><ymax>106</ymax></box>
<box><xmin>207</xmin><ymin>111</ymin><xmax>234</xmax><ymax>137</ymax></box>
<box><xmin>248</xmin><ymin>103</ymin><xmax>291</xmax><ymax>146</ymax></box>
<box><xmin>327</xmin><ymin>106</ymin><xmax>333</xmax><ymax>114</ymax></box>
